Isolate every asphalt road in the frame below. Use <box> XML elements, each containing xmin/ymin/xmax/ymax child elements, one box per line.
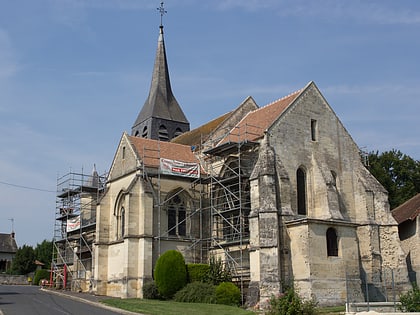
<box><xmin>0</xmin><ymin>285</ymin><xmax>125</xmax><ymax>315</ymax></box>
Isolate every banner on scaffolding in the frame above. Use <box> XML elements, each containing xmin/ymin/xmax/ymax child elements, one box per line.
<box><xmin>66</xmin><ymin>216</ymin><xmax>80</xmax><ymax>232</ymax></box>
<box><xmin>160</xmin><ymin>158</ymin><xmax>199</xmax><ymax>178</ymax></box>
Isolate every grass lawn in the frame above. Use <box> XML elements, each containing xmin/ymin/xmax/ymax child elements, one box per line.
<box><xmin>102</xmin><ymin>298</ymin><xmax>346</xmax><ymax>315</ymax></box>
<box><xmin>101</xmin><ymin>299</ymin><xmax>255</xmax><ymax>315</ymax></box>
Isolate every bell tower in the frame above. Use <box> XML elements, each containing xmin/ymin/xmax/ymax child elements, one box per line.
<box><xmin>131</xmin><ymin>2</ymin><xmax>190</xmax><ymax>141</ymax></box>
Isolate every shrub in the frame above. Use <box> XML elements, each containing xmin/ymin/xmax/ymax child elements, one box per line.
<box><xmin>267</xmin><ymin>287</ymin><xmax>318</xmax><ymax>315</ymax></box>
<box><xmin>173</xmin><ymin>282</ymin><xmax>216</xmax><ymax>303</ymax></box>
<box><xmin>142</xmin><ymin>281</ymin><xmax>161</xmax><ymax>300</ymax></box>
<box><xmin>33</xmin><ymin>269</ymin><xmax>50</xmax><ymax>286</ymax></box>
<box><xmin>154</xmin><ymin>250</ymin><xmax>187</xmax><ymax>299</ymax></box>
<box><xmin>399</xmin><ymin>283</ymin><xmax>420</xmax><ymax>312</ymax></box>
<box><xmin>187</xmin><ymin>264</ymin><xmax>210</xmax><ymax>283</ymax></box>
<box><xmin>215</xmin><ymin>282</ymin><xmax>241</xmax><ymax>306</ymax></box>
<box><xmin>204</xmin><ymin>256</ymin><xmax>232</xmax><ymax>285</ymax></box>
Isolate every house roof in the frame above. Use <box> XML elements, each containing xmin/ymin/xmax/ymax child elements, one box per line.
<box><xmin>128</xmin><ymin>135</ymin><xmax>198</xmax><ymax>168</ymax></box>
<box><xmin>132</xmin><ymin>26</ymin><xmax>188</xmax><ymax>131</ymax></box>
<box><xmin>392</xmin><ymin>193</ymin><xmax>420</xmax><ymax>224</ymax></box>
<box><xmin>171</xmin><ymin>111</ymin><xmax>233</xmax><ymax>149</ymax></box>
<box><xmin>217</xmin><ymin>88</ymin><xmax>303</xmax><ymax>145</ymax></box>
<box><xmin>0</xmin><ymin>233</ymin><xmax>18</xmax><ymax>254</ymax></box>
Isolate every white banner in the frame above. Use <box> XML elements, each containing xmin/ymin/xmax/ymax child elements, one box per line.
<box><xmin>67</xmin><ymin>216</ymin><xmax>80</xmax><ymax>232</ymax></box>
<box><xmin>160</xmin><ymin>158</ymin><xmax>199</xmax><ymax>178</ymax></box>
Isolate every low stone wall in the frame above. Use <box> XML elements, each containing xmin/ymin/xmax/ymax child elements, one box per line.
<box><xmin>0</xmin><ymin>274</ymin><xmax>32</xmax><ymax>285</ymax></box>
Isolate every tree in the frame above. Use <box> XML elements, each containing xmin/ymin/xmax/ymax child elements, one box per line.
<box><xmin>368</xmin><ymin>149</ymin><xmax>420</xmax><ymax>209</ymax></box>
<box><xmin>154</xmin><ymin>250</ymin><xmax>187</xmax><ymax>299</ymax></box>
<box><xmin>10</xmin><ymin>245</ymin><xmax>36</xmax><ymax>275</ymax></box>
<box><xmin>34</xmin><ymin>240</ymin><xmax>53</xmax><ymax>269</ymax></box>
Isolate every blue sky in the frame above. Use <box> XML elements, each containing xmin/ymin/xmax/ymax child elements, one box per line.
<box><xmin>0</xmin><ymin>0</ymin><xmax>419</xmax><ymax>247</ymax></box>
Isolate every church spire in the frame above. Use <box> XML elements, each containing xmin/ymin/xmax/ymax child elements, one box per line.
<box><xmin>131</xmin><ymin>2</ymin><xmax>190</xmax><ymax>141</ymax></box>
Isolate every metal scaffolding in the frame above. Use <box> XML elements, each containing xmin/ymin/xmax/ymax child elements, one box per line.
<box><xmin>200</xmin><ymin>124</ymin><xmax>261</xmax><ymax>299</ymax></box>
<box><xmin>52</xmin><ymin>168</ymin><xmax>106</xmax><ymax>291</ymax></box>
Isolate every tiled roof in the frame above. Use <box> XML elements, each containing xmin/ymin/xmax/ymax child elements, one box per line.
<box><xmin>128</xmin><ymin>136</ymin><xmax>198</xmax><ymax>168</ymax></box>
<box><xmin>0</xmin><ymin>233</ymin><xmax>17</xmax><ymax>253</ymax></box>
<box><xmin>392</xmin><ymin>193</ymin><xmax>420</xmax><ymax>224</ymax></box>
<box><xmin>218</xmin><ymin>89</ymin><xmax>302</xmax><ymax>145</ymax></box>
<box><xmin>172</xmin><ymin>111</ymin><xmax>233</xmax><ymax>149</ymax></box>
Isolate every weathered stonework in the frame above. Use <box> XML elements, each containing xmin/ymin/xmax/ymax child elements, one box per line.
<box><xmin>93</xmin><ymin>82</ymin><xmax>412</xmax><ymax>308</ymax></box>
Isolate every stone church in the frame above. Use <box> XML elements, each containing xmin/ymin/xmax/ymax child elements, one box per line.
<box><xmin>92</xmin><ymin>21</ymin><xmax>411</xmax><ymax>307</ymax></box>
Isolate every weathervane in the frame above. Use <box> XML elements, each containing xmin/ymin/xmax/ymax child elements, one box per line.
<box><xmin>157</xmin><ymin>2</ymin><xmax>167</xmax><ymax>27</ymax></box>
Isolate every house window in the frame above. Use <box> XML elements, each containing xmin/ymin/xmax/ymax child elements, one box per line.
<box><xmin>326</xmin><ymin>228</ymin><xmax>338</xmax><ymax>256</ymax></box>
<box><xmin>311</xmin><ymin>119</ymin><xmax>317</xmax><ymax>141</ymax></box>
<box><xmin>142</xmin><ymin>126</ymin><xmax>148</xmax><ymax>138</ymax></box>
<box><xmin>122</xmin><ymin>146</ymin><xmax>126</xmax><ymax>159</ymax></box>
<box><xmin>167</xmin><ymin>194</ymin><xmax>186</xmax><ymax>236</ymax></box>
<box><xmin>158</xmin><ymin>125</ymin><xmax>169</xmax><ymax>141</ymax></box>
<box><xmin>297</xmin><ymin>168</ymin><xmax>307</xmax><ymax>215</ymax></box>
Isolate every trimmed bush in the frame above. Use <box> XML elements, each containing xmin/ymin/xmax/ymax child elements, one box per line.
<box><xmin>33</xmin><ymin>269</ymin><xmax>50</xmax><ymax>286</ymax></box>
<box><xmin>399</xmin><ymin>283</ymin><xmax>420</xmax><ymax>312</ymax></box>
<box><xmin>267</xmin><ymin>286</ymin><xmax>318</xmax><ymax>315</ymax></box>
<box><xmin>142</xmin><ymin>281</ymin><xmax>161</xmax><ymax>300</ymax></box>
<box><xmin>215</xmin><ymin>282</ymin><xmax>241</xmax><ymax>306</ymax></box>
<box><xmin>173</xmin><ymin>282</ymin><xmax>216</xmax><ymax>303</ymax></box>
<box><xmin>187</xmin><ymin>264</ymin><xmax>210</xmax><ymax>283</ymax></box>
<box><xmin>154</xmin><ymin>250</ymin><xmax>187</xmax><ymax>299</ymax></box>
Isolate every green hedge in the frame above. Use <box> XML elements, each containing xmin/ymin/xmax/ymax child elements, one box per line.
<box><xmin>215</xmin><ymin>282</ymin><xmax>241</xmax><ymax>306</ymax></box>
<box><xmin>186</xmin><ymin>264</ymin><xmax>210</xmax><ymax>283</ymax></box>
<box><xmin>154</xmin><ymin>250</ymin><xmax>187</xmax><ymax>299</ymax></box>
<box><xmin>173</xmin><ymin>282</ymin><xmax>216</xmax><ymax>303</ymax></box>
<box><xmin>33</xmin><ymin>269</ymin><xmax>50</xmax><ymax>286</ymax></box>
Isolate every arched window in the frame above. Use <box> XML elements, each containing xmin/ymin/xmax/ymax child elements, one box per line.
<box><xmin>120</xmin><ymin>207</ymin><xmax>125</xmax><ymax>238</ymax></box>
<box><xmin>326</xmin><ymin>227</ymin><xmax>338</xmax><ymax>256</ymax></box>
<box><xmin>214</xmin><ymin>160</ymin><xmax>251</xmax><ymax>242</ymax></box>
<box><xmin>297</xmin><ymin>168</ymin><xmax>307</xmax><ymax>215</ymax></box>
<box><xmin>116</xmin><ymin>207</ymin><xmax>126</xmax><ymax>239</ymax></box>
<box><xmin>114</xmin><ymin>191</ymin><xmax>127</xmax><ymax>241</ymax></box>
<box><xmin>167</xmin><ymin>193</ymin><xmax>187</xmax><ymax>236</ymax></box>
<box><xmin>158</xmin><ymin>125</ymin><xmax>169</xmax><ymax>141</ymax></box>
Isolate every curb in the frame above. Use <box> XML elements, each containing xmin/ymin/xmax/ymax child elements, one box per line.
<box><xmin>40</xmin><ymin>288</ymin><xmax>144</xmax><ymax>315</ymax></box>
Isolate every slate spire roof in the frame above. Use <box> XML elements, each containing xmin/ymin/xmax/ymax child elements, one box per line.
<box><xmin>0</xmin><ymin>233</ymin><xmax>17</xmax><ymax>254</ymax></box>
<box><xmin>131</xmin><ymin>24</ymin><xmax>189</xmax><ymax>138</ymax></box>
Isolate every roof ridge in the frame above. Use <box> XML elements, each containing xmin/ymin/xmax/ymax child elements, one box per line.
<box><xmin>261</xmin><ymin>88</ymin><xmax>302</xmax><ymax>109</ymax></box>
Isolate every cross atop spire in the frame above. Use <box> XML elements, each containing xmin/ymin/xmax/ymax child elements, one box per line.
<box><xmin>157</xmin><ymin>2</ymin><xmax>167</xmax><ymax>27</ymax></box>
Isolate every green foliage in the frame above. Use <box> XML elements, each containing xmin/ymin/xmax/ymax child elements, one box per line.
<box><xmin>215</xmin><ymin>282</ymin><xmax>241</xmax><ymax>306</ymax></box>
<box><xmin>204</xmin><ymin>256</ymin><xmax>232</xmax><ymax>285</ymax></box>
<box><xmin>143</xmin><ymin>281</ymin><xmax>161</xmax><ymax>300</ymax></box>
<box><xmin>154</xmin><ymin>250</ymin><xmax>187</xmax><ymax>299</ymax></box>
<box><xmin>10</xmin><ymin>245</ymin><xmax>36</xmax><ymax>275</ymax></box>
<box><xmin>267</xmin><ymin>287</ymin><xmax>318</xmax><ymax>315</ymax></box>
<box><xmin>173</xmin><ymin>282</ymin><xmax>216</xmax><ymax>304</ymax></box>
<box><xmin>102</xmin><ymin>298</ymin><xmax>255</xmax><ymax>315</ymax></box>
<box><xmin>368</xmin><ymin>150</ymin><xmax>420</xmax><ymax>209</ymax></box>
<box><xmin>399</xmin><ymin>283</ymin><xmax>420</xmax><ymax>312</ymax></box>
<box><xmin>33</xmin><ymin>269</ymin><xmax>50</xmax><ymax>285</ymax></box>
<box><xmin>34</xmin><ymin>240</ymin><xmax>53</xmax><ymax>269</ymax></box>
<box><xmin>186</xmin><ymin>263</ymin><xmax>210</xmax><ymax>283</ymax></box>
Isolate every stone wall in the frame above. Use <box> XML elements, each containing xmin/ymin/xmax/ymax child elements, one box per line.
<box><xmin>0</xmin><ymin>274</ymin><xmax>31</xmax><ymax>285</ymax></box>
